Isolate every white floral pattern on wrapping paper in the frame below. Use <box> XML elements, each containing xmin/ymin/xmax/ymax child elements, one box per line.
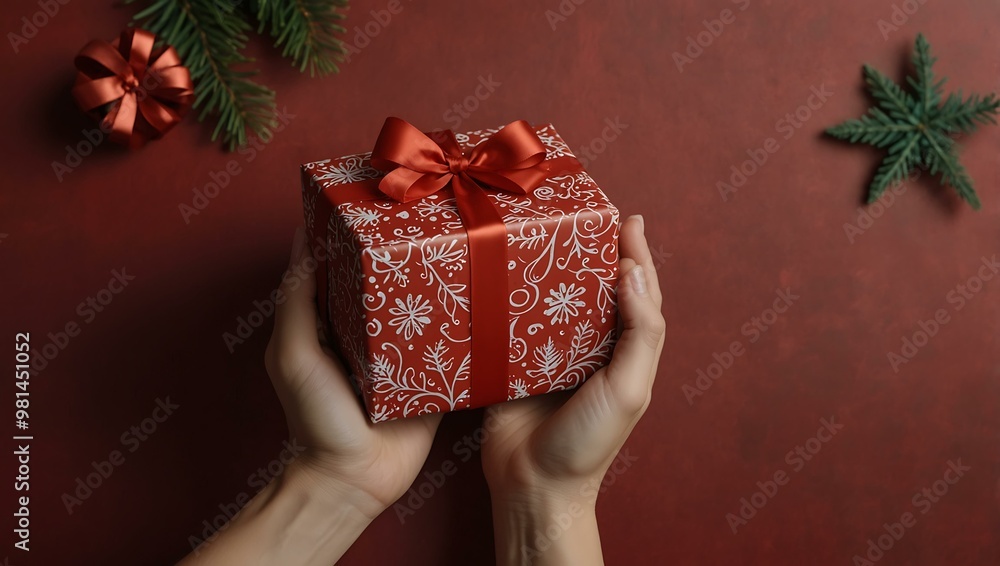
<box><xmin>522</xmin><ymin>320</ymin><xmax>615</xmax><ymax>392</ymax></box>
<box><xmin>302</xmin><ymin>124</ymin><xmax>619</xmax><ymax>422</ymax></box>
<box><xmin>367</xmin><ymin>341</ymin><xmax>471</xmax><ymax>417</ymax></box>
<box><xmin>543</xmin><ymin>283</ymin><xmax>587</xmax><ymax>325</ymax></box>
<box><xmin>387</xmin><ymin>294</ymin><xmax>433</xmax><ymax>340</ymax></box>
<box><xmin>312</xmin><ymin>154</ymin><xmax>381</xmax><ymax>188</ymax></box>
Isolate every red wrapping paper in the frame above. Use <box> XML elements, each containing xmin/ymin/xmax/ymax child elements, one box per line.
<box><xmin>301</xmin><ymin>123</ymin><xmax>619</xmax><ymax>422</ymax></box>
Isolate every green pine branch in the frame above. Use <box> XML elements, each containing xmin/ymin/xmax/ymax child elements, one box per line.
<box><xmin>907</xmin><ymin>33</ymin><xmax>944</xmax><ymax>117</ymax></box>
<box><xmin>867</xmin><ymin>133</ymin><xmax>921</xmax><ymax>202</ymax></box>
<box><xmin>923</xmin><ymin>129</ymin><xmax>980</xmax><ymax>209</ymax></box>
<box><xmin>826</xmin><ymin>108</ymin><xmax>916</xmax><ymax>148</ymax></box>
<box><xmin>127</xmin><ymin>0</ymin><xmax>349</xmax><ymax>148</ymax></box>
<box><xmin>131</xmin><ymin>0</ymin><xmax>277</xmax><ymax>149</ymax></box>
<box><xmin>827</xmin><ymin>33</ymin><xmax>999</xmax><ymax>210</ymax></box>
<box><xmin>934</xmin><ymin>92</ymin><xmax>1000</xmax><ymax>134</ymax></box>
<box><xmin>863</xmin><ymin>64</ymin><xmax>916</xmax><ymax>121</ymax></box>
<box><xmin>253</xmin><ymin>0</ymin><xmax>348</xmax><ymax>77</ymax></box>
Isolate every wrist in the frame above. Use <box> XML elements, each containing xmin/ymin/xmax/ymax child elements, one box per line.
<box><xmin>285</xmin><ymin>456</ymin><xmax>387</xmax><ymax>522</ymax></box>
<box><xmin>491</xmin><ymin>488</ymin><xmax>602</xmax><ymax>566</ymax></box>
<box><xmin>261</xmin><ymin>461</ymin><xmax>376</xmax><ymax>562</ymax></box>
<box><xmin>182</xmin><ymin>458</ymin><xmax>375</xmax><ymax>565</ymax></box>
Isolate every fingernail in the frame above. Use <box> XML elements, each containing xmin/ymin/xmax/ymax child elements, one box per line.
<box><xmin>629</xmin><ymin>265</ymin><xmax>647</xmax><ymax>295</ymax></box>
<box><xmin>635</xmin><ymin>215</ymin><xmax>645</xmax><ymax>234</ymax></box>
<box><xmin>289</xmin><ymin>227</ymin><xmax>305</xmax><ymax>265</ymax></box>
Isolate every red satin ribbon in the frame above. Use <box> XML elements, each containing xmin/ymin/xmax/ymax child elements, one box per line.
<box><xmin>71</xmin><ymin>28</ymin><xmax>193</xmax><ymax>149</ymax></box>
<box><xmin>327</xmin><ymin>118</ymin><xmax>582</xmax><ymax>407</ymax></box>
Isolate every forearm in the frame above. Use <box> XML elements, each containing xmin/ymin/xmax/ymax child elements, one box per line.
<box><xmin>179</xmin><ymin>462</ymin><xmax>374</xmax><ymax>566</ymax></box>
<box><xmin>492</xmin><ymin>493</ymin><xmax>604</xmax><ymax>566</ymax></box>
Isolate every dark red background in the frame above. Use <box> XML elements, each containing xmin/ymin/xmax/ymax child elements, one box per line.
<box><xmin>2</xmin><ymin>0</ymin><xmax>999</xmax><ymax>564</ymax></box>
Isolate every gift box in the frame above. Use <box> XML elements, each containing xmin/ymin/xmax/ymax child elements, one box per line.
<box><xmin>301</xmin><ymin>118</ymin><xmax>620</xmax><ymax>422</ymax></box>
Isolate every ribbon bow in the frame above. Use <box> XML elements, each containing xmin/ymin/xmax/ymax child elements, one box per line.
<box><xmin>371</xmin><ymin>117</ymin><xmax>555</xmax><ymax>203</ymax></box>
<box><xmin>344</xmin><ymin>118</ymin><xmax>580</xmax><ymax>406</ymax></box>
<box><xmin>71</xmin><ymin>28</ymin><xmax>193</xmax><ymax>148</ymax></box>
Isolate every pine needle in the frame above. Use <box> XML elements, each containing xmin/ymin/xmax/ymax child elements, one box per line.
<box><xmin>253</xmin><ymin>0</ymin><xmax>348</xmax><ymax>77</ymax></box>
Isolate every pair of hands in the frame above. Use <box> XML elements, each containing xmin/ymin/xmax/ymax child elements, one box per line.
<box><xmin>185</xmin><ymin>214</ymin><xmax>663</xmax><ymax>565</ymax></box>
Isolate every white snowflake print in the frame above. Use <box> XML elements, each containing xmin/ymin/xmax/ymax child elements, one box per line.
<box><xmin>388</xmin><ymin>294</ymin><xmax>434</xmax><ymax>340</ymax></box>
<box><xmin>340</xmin><ymin>205</ymin><xmax>382</xmax><ymax>229</ymax></box>
<box><xmin>413</xmin><ymin>198</ymin><xmax>458</xmax><ymax>219</ymax></box>
<box><xmin>316</xmin><ymin>161</ymin><xmax>379</xmax><ymax>186</ymax></box>
<box><xmin>543</xmin><ymin>283</ymin><xmax>587</xmax><ymax>325</ymax></box>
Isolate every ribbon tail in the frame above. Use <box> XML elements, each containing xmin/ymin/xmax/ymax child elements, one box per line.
<box><xmin>452</xmin><ymin>173</ymin><xmax>510</xmax><ymax>406</ymax></box>
<box><xmin>106</xmin><ymin>94</ymin><xmax>138</xmax><ymax>147</ymax></box>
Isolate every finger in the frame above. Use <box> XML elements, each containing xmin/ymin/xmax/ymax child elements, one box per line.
<box><xmin>268</xmin><ymin>227</ymin><xmax>323</xmax><ymax>373</ymax></box>
<box><xmin>615</xmin><ymin>255</ymin><xmax>636</xmax><ymax>335</ymax></box>
<box><xmin>619</xmin><ymin>215</ymin><xmax>662</xmax><ymax>308</ymax></box>
<box><xmin>605</xmin><ymin>262</ymin><xmax>665</xmax><ymax>416</ymax></box>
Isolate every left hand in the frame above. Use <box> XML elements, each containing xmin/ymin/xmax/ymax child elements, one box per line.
<box><xmin>263</xmin><ymin>227</ymin><xmax>443</xmax><ymax>519</ymax></box>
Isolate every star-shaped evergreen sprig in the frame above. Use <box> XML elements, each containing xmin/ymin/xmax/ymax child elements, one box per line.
<box><xmin>827</xmin><ymin>34</ymin><xmax>998</xmax><ymax>209</ymax></box>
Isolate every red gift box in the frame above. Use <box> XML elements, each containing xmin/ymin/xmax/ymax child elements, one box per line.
<box><xmin>301</xmin><ymin>119</ymin><xmax>619</xmax><ymax>422</ymax></box>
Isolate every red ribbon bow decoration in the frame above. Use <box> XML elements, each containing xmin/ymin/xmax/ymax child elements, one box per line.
<box><xmin>332</xmin><ymin>118</ymin><xmax>582</xmax><ymax>406</ymax></box>
<box><xmin>71</xmin><ymin>28</ymin><xmax>193</xmax><ymax>149</ymax></box>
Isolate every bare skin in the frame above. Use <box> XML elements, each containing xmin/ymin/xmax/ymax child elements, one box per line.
<box><xmin>178</xmin><ymin>214</ymin><xmax>663</xmax><ymax>565</ymax></box>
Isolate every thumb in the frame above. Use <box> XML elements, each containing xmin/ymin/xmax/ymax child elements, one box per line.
<box><xmin>603</xmin><ymin>263</ymin><xmax>664</xmax><ymax>416</ymax></box>
<box><xmin>267</xmin><ymin>227</ymin><xmax>323</xmax><ymax>378</ymax></box>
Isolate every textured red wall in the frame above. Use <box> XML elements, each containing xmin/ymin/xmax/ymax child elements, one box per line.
<box><xmin>2</xmin><ymin>0</ymin><xmax>999</xmax><ymax>564</ymax></box>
